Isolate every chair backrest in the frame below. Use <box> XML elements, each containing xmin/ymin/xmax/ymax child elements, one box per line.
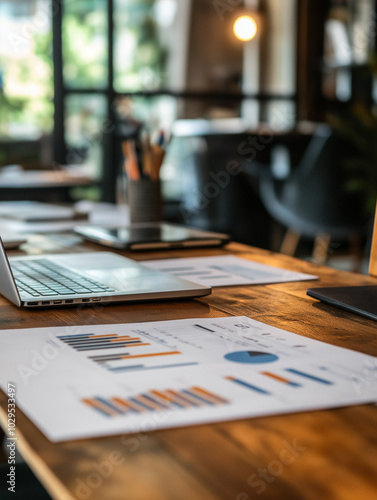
<box><xmin>283</xmin><ymin>127</ymin><xmax>356</xmax><ymax>221</ymax></box>
<box><xmin>259</xmin><ymin>124</ymin><xmax>367</xmax><ymax>238</ymax></box>
<box><xmin>369</xmin><ymin>203</ymin><xmax>377</xmax><ymax>277</ymax></box>
<box><xmin>290</xmin><ymin>124</ymin><xmax>332</xmax><ymax>181</ymax></box>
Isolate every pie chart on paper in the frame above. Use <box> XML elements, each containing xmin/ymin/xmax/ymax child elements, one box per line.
<box><xmin>224</xmin><ymin>351</ymin><xmax>279</xmax><ymax>364</ymax></box>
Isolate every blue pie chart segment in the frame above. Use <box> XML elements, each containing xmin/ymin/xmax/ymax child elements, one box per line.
<box><xmin>225</xmin><ymin>351</ymin><xmax>278</xmax><ymax>364</ymax></box>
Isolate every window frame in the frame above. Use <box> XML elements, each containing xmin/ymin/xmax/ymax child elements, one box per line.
<box><xmin>52</xmin><ymin>0</ymin><xmax>298</xmax><ymax>202</ymax></box>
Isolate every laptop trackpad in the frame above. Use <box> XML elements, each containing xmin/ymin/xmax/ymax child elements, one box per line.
<box><xmin>54</xmin><ymin>252</ymin><xmax>139</xmax><ymax>269</ymax></box>
<box><xmin>88</xmin><ymin>267</ymin><xmax>190</xmax><ymax>292</ymax></box>
<box><xmin>53</xmin><ymin>253</ymin><xmax>155</xmax><ymax>291</ymax></box>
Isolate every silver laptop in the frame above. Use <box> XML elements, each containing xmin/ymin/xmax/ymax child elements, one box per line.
<box><xmin>0</xmin><ymin>238</ymin><xmax>211</xmax><ymax>308</ymax></box>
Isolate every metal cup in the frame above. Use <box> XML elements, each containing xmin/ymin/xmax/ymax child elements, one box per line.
<box><xmin>128</xmin><ymin>179</ymin><xmax>162</xmax><ymax>223</ymax></box>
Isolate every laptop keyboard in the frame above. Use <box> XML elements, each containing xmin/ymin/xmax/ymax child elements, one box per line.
<box><xmin>10</xmin><ymin>259</ymin><xmax>116</xmax><ymax>297</ymax></box>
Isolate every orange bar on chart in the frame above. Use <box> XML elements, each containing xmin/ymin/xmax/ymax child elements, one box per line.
<box><xmin>134</xmin><ymin>395</ymin><xmax>162</xmax><ymax>411</ymax></box>
<box><xmin>82</xmin><ymin>398</ymin><xmax>118</xmax><ymax>416</ymax></box>
<box><xmin>112</xmin><ymin>397</ymin><xmax>148</xmax><ymax>413</ymax></box>
<box><xmin>87</xmin><ymin>334</ymin><xmax>121</xmax><ymax>339</ymax></box>
<box><xmin>150</xmin><ymin>390</ymin><xmax>176</xmax><ymax>408</ymax></box>
<box><xmin>120</xmin><ymin>351</ymin><xmax>181</xmax><ymax>360</ymax></box>
<box><xmin>191</xmin><ymin>386</ymin><xmax>229</xmax><ymax>404</ymax></box>
<box><xmin>262</xmin><ymin>372</ymin><xmax>301</xmax><ymax>387</ymax></box>
<box><xmin>110</xmin><ymin>337</ymin><xmax>142</xmax><ymax>342</ymax></box>
<box><xmin>110</xmin><ymin>343</ymin><xmax>150</xmax><ymax>348</ymax></box>
<box><xmin>108</xmin><ymin>399</ymin><xmax>129</xmax><ymax>414</ymax></box>
<box><xmin>166</xmin><ymin>389</ymin><xmax>205</xmax><ymax>407</ymax></box>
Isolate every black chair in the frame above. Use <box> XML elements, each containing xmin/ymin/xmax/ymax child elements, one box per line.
<box><xmin>165</xmin><ymin>132</ymin><xmax>271</xmax><ymax>248</ymax></box>
<box><xmin>249</xmin><ymin>124</ymin><xmax>369</xmax><ymax>265</ymax></box>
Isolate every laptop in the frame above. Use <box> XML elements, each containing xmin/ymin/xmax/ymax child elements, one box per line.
<box><xmin>74</xmin><ymin>222</ymin><xmax>230</xmax><ymax>251</ymax></box>
<box><xmin>306</xmin><ymin>285</ymin><xmax>377</xmax><ymax>321</ymax></box>
<box><xmin>0</xmin><ymin>238</ymin><xmax>211</xmax><ymax>308</ymax></box>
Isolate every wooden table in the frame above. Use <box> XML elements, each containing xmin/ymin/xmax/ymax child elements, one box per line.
<box><xmin>0</xmin><ymin>168</ymin><xmax>95</xmax><ymax>202</ymax></box>
<box><xmin>1</xmin><ymin>239</ymin><xmax>377</xmax><ymax>500</ymax></box>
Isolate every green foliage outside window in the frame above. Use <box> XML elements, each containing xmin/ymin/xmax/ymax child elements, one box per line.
<box><xmin>0</xmin><ymin>32</ymin><xmax>53</xmax><ymax>139</ymax></box>
<box><xmin>114</xmin><ymin>0</ymin><xmax>167</xmax><ymax>92</ymax></box>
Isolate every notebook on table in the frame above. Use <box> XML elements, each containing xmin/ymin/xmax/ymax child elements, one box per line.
<box><xmin>0</xmin><ymin>238</ymin><xmax>211</xmax><ymax>308</ymax></box>
<box><xmin>306</xmin><ymin>285</ymin><xmax>377</xmax><ymax>321</ymax></box>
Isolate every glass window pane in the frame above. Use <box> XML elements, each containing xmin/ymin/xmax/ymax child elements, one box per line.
<box><xmin>114</xmin><ymin>0</ymin><xmax>244</xmax><ymax>93</ymax></box>
<box><xmin>114</xmin><ymin>95</ymin><xmax>244</xmax><ymax>132</ymax></box>
<box><xmin>64</xmin><ymin>94</ymin><xmax>107</xmax><ymax>180</ymax></box>
<box><xmin>184</xmin><ymin>0</ymin><xmax>243</xmax><ymax>93</ymax></box>
<box><xmin>262</xmin><ymin>0</ymin><xmax>297</xmax><ymax>95</ymax></box>
<box><xmin>0</xmin><ymin>0</ymin><xmax>53</xmax><ymax>151</ymax></box>
<box><xmin>264</xmin><ymin>100</ymin><xmax>296</xmax><ymax>131</ymax></box>
<box><xmin>62</xmin><ymin>0</ymin><xmax>108</xmax><ymax>89</ymax></box>
<box><xmin>114</xmin><ymin>0</ymin><xmax>170</xmax><ymax>92</ymax></box>
<box><xmin>115</xmin><ymin>95</ymin><xmax>177</xmax><ymax>131</ymax></box>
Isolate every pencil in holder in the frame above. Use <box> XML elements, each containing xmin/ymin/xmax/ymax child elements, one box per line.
<box><xmin>128</xmin><ymin>179</ymin><xmax>162</xmax><ymax>223</ymax></box>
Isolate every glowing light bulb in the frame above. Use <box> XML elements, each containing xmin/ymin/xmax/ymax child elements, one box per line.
<box><xmin>233</xmin><ymin>15</ymin><xmax>258</xmax><ymax>41</ymax></box>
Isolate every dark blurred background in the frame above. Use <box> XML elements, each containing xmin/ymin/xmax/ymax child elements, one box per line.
<box><xmin>0</xmin><ymin>0</ymin><xmax>376</xmax><ymax>269</ymax></box>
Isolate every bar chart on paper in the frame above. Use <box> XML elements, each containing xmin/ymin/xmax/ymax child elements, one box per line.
<box><xmin>225</xmin><ymin>365</ymin><xmax>336</xmax><ymax>398</ymax></box>
<box><xmin>1</xmin><ymin>315</ymin><xmax>377</xmax><ymax>442</ymax></box>
<box><xmin>143</xmin><ymin>255</ymin><xmax>318</xmax><ymax>287</ymax></box>
<box><xmin>57</xmin><ymin>332</ymin><xmax>198</xmax><ymax>373</ymax></box>
<box><xmin>82</xmin><ymin>386</ymin><xmax>229</xmax><ymax>418</ymax></box>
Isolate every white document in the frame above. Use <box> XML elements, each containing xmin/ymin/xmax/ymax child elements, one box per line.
<box><xmin>0</xmin><ymin>227</ymin><xmax>27</xmax><ymax>249</ymax></box>
<box><xmin>0</xmin><ymin>203</ymin><xmax>129</xmax><ymax>234</ymax></box>
<box><xmin>142</xmin><ymin>255</ymin><xmax>317</xmax><ymax>287</ymax></box>
<box><xmin>0</xmin><ymin>316</ymin><xmax>376</xmax><ymax>442</ymax></box>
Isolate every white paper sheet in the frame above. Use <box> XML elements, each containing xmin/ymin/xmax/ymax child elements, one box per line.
<box><xmin>0</xmin><ymin>316</ymin><xmax>376</xmax><ymax>442</ymax></box>
<box><xmin>142</xmin><ymin>255</ymin><xmax>317</xmax><ymax>287</ymax></box>
<box><xmin>0</xmin><ymin>203</ymin><xmax>129</xmax><ymax>234</ymax></box>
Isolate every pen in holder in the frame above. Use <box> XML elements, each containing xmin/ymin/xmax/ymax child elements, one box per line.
<box><xmin>122</xmin><ymin>132</ymin><xmax>165</xmax><ymax>223</ymax></box>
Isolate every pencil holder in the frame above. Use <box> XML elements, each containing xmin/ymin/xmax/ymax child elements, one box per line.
<box><xmin>128</xmin><ymin>179</ymin><xmax>162</xmax><ymax>223</ymax></box>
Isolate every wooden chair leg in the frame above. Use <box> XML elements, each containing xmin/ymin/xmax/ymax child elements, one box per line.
<box><xmin>369</xmin><ymin>203</ymin><xmax>377</xmax><ymax>277</ymax></box>
<box><xmin>280</xmin><ymin>229</ymin><xmax>300</xmax><ymax>256</ymax></box>
<box><xmin>312</xmin><ymin>233</ymin><xmax>331</xmax><ymax>264</ymax></box>
<box><xmin>270</xmin><ymin>222</ymin><xmax>283</xmax><ymax>252</ymax></box>
<box><xmin>348</xmin><ymin>233</ymin><xmax>364</xmax><ymax>273</ymax></box>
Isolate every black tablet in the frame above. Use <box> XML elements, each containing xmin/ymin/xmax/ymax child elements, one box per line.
<box><xmin>75</xmin><ymin>222</ymin><xmax>230</xmax><ymax>251</ymax></box>
<box><xmin>307</xmin><ymin>285</ymin><xmax>377</xmax><ymax>321</ymax></box>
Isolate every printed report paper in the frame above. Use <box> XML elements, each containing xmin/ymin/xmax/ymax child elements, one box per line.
<box><xmin>0</xmin><ymin>316</ymin><xmax>376</xmax><ymax>442</ymax></box>
<box><xmin>142</xmin><ymin>255</ymin><xmax>317</xmax><ymax>287</ymax></box>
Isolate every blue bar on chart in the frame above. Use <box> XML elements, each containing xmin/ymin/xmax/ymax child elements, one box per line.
<box><xmin>57</xmin><ymin>333</ymin><xmax>148</xmax><ymax>351</ymax></box>
<box><xmin>107</xmin><ymin>362</ymin><xmax>199</xmax><ymax>373</ymax></box>
<box><xmin>82</xmin><ymin>386</ymin><xmax>230</xmax><ymax>417</ymax></box>
<box><xmin>225</xmin><ymin>376</ymin><xmax>271</xmax><ymax>395</ymax></box>
<box><xmin>90</xmin><ymin>349</ymin><xmax>193</xmax><ymax>373</ymax></box>
<box><xmin>285</xmin><ymin>368</ymin><xmax>333</xmax><ymax>385</ymax></box>
<box><xmin>58</xmin><ymin>332</ymin><xmax>199</xmax><ymax>373</ymax></box>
